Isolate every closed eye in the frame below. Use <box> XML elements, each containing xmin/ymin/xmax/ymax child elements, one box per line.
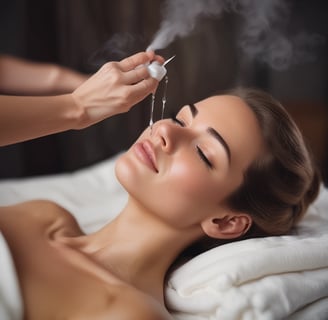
<box><xmin>170</xmin><ymin>114</ymin><xmax>185</xmax><ymax>127</ymax></box>
<box><xmin>196</xmin><ymin>146</ymin><xmax>213</xmax><ymax>169</ymax></box>
<box><xmin>171</xmin><ymin>113</ymin><xmax>213</xmax><ymax>169</ymax></box>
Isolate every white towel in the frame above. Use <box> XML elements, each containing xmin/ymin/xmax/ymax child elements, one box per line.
<box><xmin>165</xmin><ymin>188</ymin><xmax>328</xmax><ymax>320</ymax></box>
<box><xmin>0</xmin><ymin>233</ymin><xmax>23</xmax><ymax>320</ymax></box>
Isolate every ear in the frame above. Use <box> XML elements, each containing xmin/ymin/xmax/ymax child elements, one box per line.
<box><xmin>201</xmin><ymin>213</ymin><xmax>252</xmax><ymax>240</ymax></box>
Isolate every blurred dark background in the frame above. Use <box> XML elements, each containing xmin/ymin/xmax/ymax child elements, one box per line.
<box><xmin>0</xmin><ymin>0</ymin><xmax>327</xmax><ymax>183</ymax></box>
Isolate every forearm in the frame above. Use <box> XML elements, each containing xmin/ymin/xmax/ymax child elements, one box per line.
<box><xmin>0</xmin><ymin>94</ymin><xmax>83</xmax><ymax>146</ymax></box>
<box><xmin>0</xmin><ymin>55</ymin><xmax>87</xmax><ymax>95</ymax></box>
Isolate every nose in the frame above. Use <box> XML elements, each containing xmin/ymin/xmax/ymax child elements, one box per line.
<box><xmin>152</xmin><ymin>121</ymin><xmax>182</xmax><ymax>153</ymax></box>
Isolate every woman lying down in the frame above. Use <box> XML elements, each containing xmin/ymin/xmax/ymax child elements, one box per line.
<box><xmin>0</xmin><ymin>88</ymin><xmax>320</xmax><ymax>319</ymax></box>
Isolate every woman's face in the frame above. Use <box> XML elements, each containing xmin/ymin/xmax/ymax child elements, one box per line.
<box><xmin>115</xmin><ymin>95</ymin><xmax>264</xmax><ymax>228</ymax></box>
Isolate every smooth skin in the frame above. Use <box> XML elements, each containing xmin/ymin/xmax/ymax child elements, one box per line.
<box><xmin>0</xmin><ymin>95</ymin><xmax>264</xmax><ymax>319</ymax></box>
<box><xmin>0</xmin><ymin>51</ymin><xmax>163</xmax><ymax>147</ymax></box>
<box><xmin>0</xmin><ymin>54</ymin><xmax>88</xmax><ymax>95</ymax></box>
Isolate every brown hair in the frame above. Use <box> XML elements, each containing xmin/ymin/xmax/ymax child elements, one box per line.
<box><xmin>225</xmin><ymin>87</ymin><xmax>320</xmax><ymax>236</ymax></box>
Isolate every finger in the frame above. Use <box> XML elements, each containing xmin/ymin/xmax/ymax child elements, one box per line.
<box><xmin>131</xmin><ymin>77</ymin><xmax>159</xmax><ymax>100</ymax></box>
<box><xmin>119</xmin><ymin>51</ymin><xmax>155</xmax><ymax>72</ymax></box>
<box><xmin>154</xmin><ymin>54</ymin><xmax>165</xmax><ymax>65</ymax></box>
<box><xmin>123</xmin><ymin>65</ymin><xmax>152</xmax><ymax>84</ymax></box>
<box><xmin>123</xmin><ymin>53</ymin><xmax>166</xmax><ymax>84</ymax></box>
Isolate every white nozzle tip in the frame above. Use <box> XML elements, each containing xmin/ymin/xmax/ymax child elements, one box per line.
<box><xmin>147</xmin><ymin>61</ymin><xmax>167</xmax><ymax>81</ymax></box>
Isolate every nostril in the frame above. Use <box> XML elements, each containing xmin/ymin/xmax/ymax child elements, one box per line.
<box><xmin>161</xmin><ymin>137</ymin><xmax>166</xmax><ymax>147</ymax></box>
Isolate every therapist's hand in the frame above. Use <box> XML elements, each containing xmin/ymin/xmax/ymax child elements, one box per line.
<box><xmin>71</xmin><ymin>51</ymin><xmax>164</xmax><ymax>129</ymax></box>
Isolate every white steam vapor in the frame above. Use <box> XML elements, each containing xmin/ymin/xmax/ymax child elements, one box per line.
<box><xmin>147</xmin><ymin>0</ymin><xmax>226</xmax><ymax>51</ymax></box>
<box><xmin>147</xmin><ymin>0</ymin><xmax>325</xmax><ymax>70</ymax></box>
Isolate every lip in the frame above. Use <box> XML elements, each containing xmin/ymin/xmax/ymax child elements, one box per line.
<box><xmin>133</xmin><ymin>140</ymin><xmax>158</xmax><ymax>173</ymax></box>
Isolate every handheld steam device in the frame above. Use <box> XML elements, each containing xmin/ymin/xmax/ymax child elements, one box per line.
<box><xmin>147</xmin><ymin>55</ymin><xmax>175</xmax><ymax>81</ymax></box>
<box><xmin>147</xmin><ymin>55</ymin><xmax>175</xmax><ymax>129</ymax></box>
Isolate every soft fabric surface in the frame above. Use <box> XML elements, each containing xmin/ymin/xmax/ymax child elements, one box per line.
<box><xmin>165</xmin><ymin>188</ymin><xmax>328</xmax><ymax>319</ymax></box>
<box><xmin>0</xmin><ymin>154</ymin><xmax>125</xmax><ymax>233</ymax></box>
<box><xmin>0</xmin><ymin>233</ymin><xmax>23</xmax><ymax>320</ymax></box>
<box><xmin>0</xmin><ymin>155</ymin><xmax>327</xmax><ymax>320</ymax></box>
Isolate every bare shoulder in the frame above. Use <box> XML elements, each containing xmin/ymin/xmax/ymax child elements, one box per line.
<box><xmin>0</xmin><ymin>199</ymin><xmax>74</xmax><ymax>223</ymax></box>
<box><xmin>0</xmin><ymin>199</ymin><xmax>81</xmax><ymax>236</ymax></box>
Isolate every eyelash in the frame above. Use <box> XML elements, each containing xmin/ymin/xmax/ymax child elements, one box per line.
<box><xmin>196</xmin><ymin>146</ymin><xmax>213</xmax><ymax>169</ymax></box>
<box><xmin>170</xmin><ymin>114</ymin><xmax>213</xmax><ymax>169</ymax></box>
<box><xmin>170</xmin><ymin>114</ymin><xmax>185</xmax><ymax>127</ymax></box>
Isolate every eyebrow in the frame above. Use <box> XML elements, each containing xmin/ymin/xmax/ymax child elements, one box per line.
<box><xmin>188</xmin><ymin>103</ymin><xmax>231</xmax><ymax>164</ymax></box>
<box><xmin>188</xmin><ymin>103</ymin><xmax>198</xmax><ymax>117</ymax></box>
<box><xmin>207</xmin><ymin>128</ymin><xmax>231</xmax><ymax>163</ymax></box>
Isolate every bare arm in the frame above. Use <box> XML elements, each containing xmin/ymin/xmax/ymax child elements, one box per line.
<box><xmin>0</xmin><ymin>54</ymin><xmax>88</xmax><ymax>95</ymax></box>
<box><xmin>0</xmin><ymin>94</ymin><xmax>80</xmax><ymax>146</ymax></box>
<box><xmin>0</xmin><ymin>51</ymin><xmax>164</xmax><ymax>146</ymax></box>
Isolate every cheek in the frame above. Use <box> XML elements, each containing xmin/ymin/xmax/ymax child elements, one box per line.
<box><xmin>156</xmin><ymin>159</ymin><xmax>222</xmax><ymax>225</ymax></box>
<box><xmin>115</xmin><ymin>149</ymin><xmax>227</xmax><ymax>228</ymax></box>
<box><xmin>169</xmin><ymin>160</ymin><xmax>210</xmax><ymax>195</ymax></box>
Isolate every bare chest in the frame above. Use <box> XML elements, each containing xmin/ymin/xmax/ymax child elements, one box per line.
<box><xmin>1</xmin><ymin>201</ymin><xmax>170</xmax><ymax>320</ymax></box>
<box><xmin>9</xmin><ymin>228</ymin><xmax>128</xmax><ymax>319</ymax></box>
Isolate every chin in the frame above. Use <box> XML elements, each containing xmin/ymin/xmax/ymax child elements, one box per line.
<box><xmin>114</xmin><ymin>153</ymin><xmax>128</xmax><ymax>185</ymax></box>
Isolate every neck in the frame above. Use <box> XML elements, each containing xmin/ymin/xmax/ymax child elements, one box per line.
<box><xmin>78</xmin><ymin>197</ymin><xmax>202</xmax><ymax>303</ymax></box>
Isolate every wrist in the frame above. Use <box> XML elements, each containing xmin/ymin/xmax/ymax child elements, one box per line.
<box><xmin>69</xmin><ymin>92</ymin><xmax>90</xmax><ymax>129</ymax></box>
